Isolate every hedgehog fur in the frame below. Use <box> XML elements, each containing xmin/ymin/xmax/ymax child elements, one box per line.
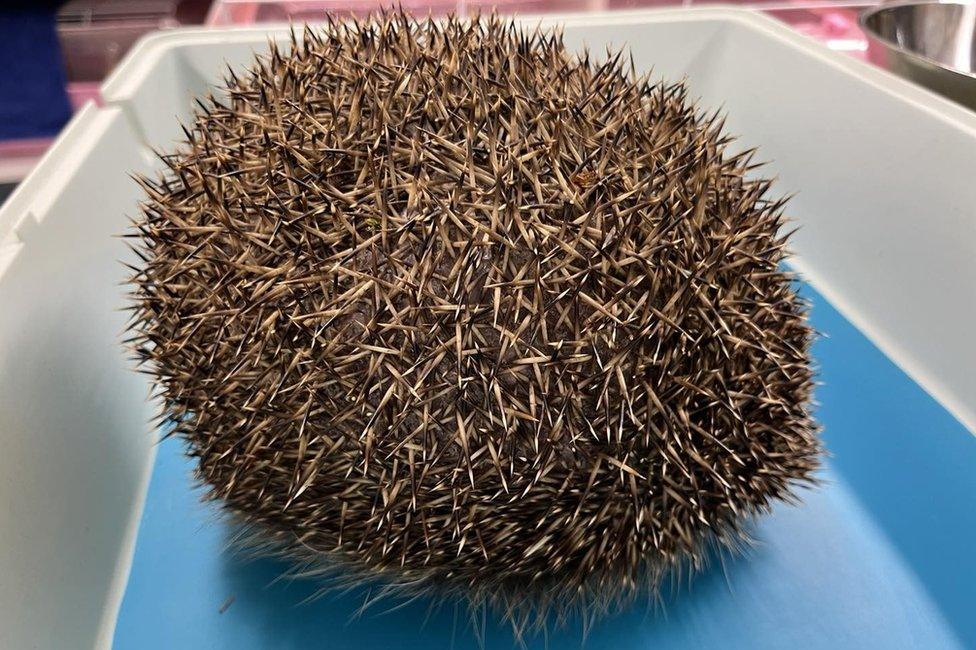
<box><xmin>127</xmin><ymin>11</ymin><xmax>821</xmax><ymax>636</ymax></box>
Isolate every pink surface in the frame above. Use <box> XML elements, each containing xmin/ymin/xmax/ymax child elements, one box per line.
<box><xmin>204</xmin><ymin>0</ymin><xmax>871</xmax><ymax>54</ymax></box>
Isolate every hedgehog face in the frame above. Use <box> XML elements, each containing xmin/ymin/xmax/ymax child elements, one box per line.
<box><xmin>128</xmin><ymin>12</ymin><xmax>820</xmax><ymax>634</ymax></box>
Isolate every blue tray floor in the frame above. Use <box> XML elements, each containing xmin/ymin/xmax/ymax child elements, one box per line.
<box><xmin>113</xmin><ymin>285</ymin><xmax>976</xmax><ymax>649</ymax></box>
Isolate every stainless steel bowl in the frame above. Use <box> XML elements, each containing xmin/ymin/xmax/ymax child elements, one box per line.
<box><xmin>860</xmin><ymin>1</ymin><xmax>976</xmax><ymax>110</ymax></box>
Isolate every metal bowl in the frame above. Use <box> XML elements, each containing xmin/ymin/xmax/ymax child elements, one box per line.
<box><xmin>860</xmin><ymin>1</ymin><xmax>976</xmax><ymax>110</ymax></box>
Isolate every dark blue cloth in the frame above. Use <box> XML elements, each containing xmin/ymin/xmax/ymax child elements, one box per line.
<box><xmin>0</xmin><ymin>9</ymin><xmax>72</xmax><ymax>140</ymax></box>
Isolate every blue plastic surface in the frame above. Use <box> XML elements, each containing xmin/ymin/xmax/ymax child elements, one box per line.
<box><xmin>114</xmin><ymin>284</ymin><xmax>976</xmax><ymax>649</ymax></box>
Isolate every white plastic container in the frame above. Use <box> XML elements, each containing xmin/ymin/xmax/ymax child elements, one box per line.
<box><xmin>1</xmin><ymin>9</ymin><xmax>975</xmax><ymax>649</ymax></box>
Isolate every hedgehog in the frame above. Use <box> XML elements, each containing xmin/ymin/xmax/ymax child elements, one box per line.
<box><xmin>126</xmin><ymin>11</ymin><xmax>821</xmax><ymax>637</ymax></box>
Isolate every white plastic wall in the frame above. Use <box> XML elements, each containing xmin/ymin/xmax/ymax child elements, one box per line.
<box><xmin>0</xmin><ymin>106</ymin><xmax>157</xmax><ymax>649</ymax></box>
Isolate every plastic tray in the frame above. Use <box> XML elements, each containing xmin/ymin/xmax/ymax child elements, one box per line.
<box><xmin>1</xmin><ymin>8</ymin><xmax>975</xmax><ymax>649</ymax></box>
